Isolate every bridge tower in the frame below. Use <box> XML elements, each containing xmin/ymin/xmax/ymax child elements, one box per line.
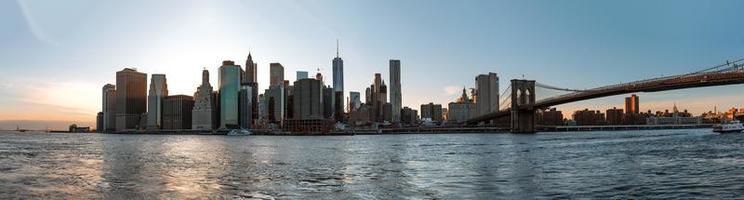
<box><xmin>510</xmin><ymin>79</ymin><xmax>536</xmax><ymax>133</ymax></box>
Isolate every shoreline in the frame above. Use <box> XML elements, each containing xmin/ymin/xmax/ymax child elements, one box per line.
<box><xmin>86</xmin><ymin>124</ymin><xmax>713</xmax><ymax>136</ymax></box>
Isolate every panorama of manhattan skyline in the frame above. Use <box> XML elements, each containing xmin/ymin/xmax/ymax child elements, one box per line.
<box><xmin>2</xmin><ymin>0</ymin><xmax>744</xmax><ymax>130</ymax></box>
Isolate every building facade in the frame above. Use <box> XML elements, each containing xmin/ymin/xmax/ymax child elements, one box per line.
<box><xmin>421</xmin><ymin>103</ymin><xmax>443</xmax><ymax>123</ymax></box>
<box><xmin>447</xmin><ymin>87</ymin><xmax>475</xmax><ymax>124</ymax></box>
<box><xmin>239</xmin><ymin>84</ymin><xmax>253</xmax><ymax>129</ymax></box>
<box><xmin>389</xmin><ymin>59</ymin><xmax>402</xmax><ymax>123</ymax></box>
<box><xmin>102</xmin><ymin>84</ymin><xmax>117</xmax><ymax>132</ymax></box>
<box><xmin>162</xmin><ymin>95</ymin><xmax>194</xmax><ymax>130</ymax></box>
<box><xmin>264</xmin><ymin>85</ymin><xmax>285</xmax><ymax>124</ymax></box>
<box><xmin>270</xmin><ymin>63</ymin><xmax>285</xmax><ymax>87</ymax></box>
<box><xmin>147</xmin><ymin>74</ymin><xmax>168</xmax><ymax>129</ymax></box>
<box><xmin>625</xmin><ymin>94</ymin><xmax>640</xmax><ymax>114</ymax></box>
<box><xmin>349</xmin><ymin>91</ymin><xmax>361</xmax><ymax>112</ymax></box>
<box><xmin>115</xmin><ymin>68</ymin><xmax>147</xmax><ymax>131</ymax></box>
<box><xmin>297</xmin><ymin>71</ymin><xmax>308</xmax><ymax>80</ymax></box>
<box><xmin>475</xmin><ymin>73</ymin><xmax>499</xmax><ymax>118</ymax></box>
<box><xmin>293</xmin><ymin>78</ymin><xmax>324</xmax><ymax>120</ymax></box>
<box><xmin>244</xmin><ymin>53</ymin><xmax>257</xmax><ymax>84</ymax></box>
<box><xmin>537</xmin><ymin>108</ymin><xmax>564</xmax><ymax>126</ymax></box>
<box><xmin>401</xmin><ymin>107</ymin><xmax>418</xmax><ymax>125</ymax></box>
<box><xmin>219</xmin><ymin>60</ymin><xmax>241</xmax><ymax>129</ymax></box>
<box><xmin>192</xmin><ymin>69</ymin><xmax>216</xmax><ymax>130</ymax></box>
<box><xmin>573</xmin><ymin>109</ymin><xmax>605</xmax><ymax>126</ymax></box>
<box><xmin>606</xmin><ymin>107</ymin><xmax>624</xmax><ymax>125</ymax></box>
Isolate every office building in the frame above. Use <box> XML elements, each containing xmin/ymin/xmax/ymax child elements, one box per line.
<box><xmin>147</xmin><ymin>74</ymin><xmax>168</xmax><ymax>129</ymax></box>
<box><xmin>333</xmin><ymin>42</ymin><xmax>345</xmax><ymax>122</ymax></box>
<box><xmin>401</xmin><ymin>107</ymin><xmax>418</xmax><ymax>125</ymax></box>
<box><xmin>270</xmin><ymin>63</ymin><xmax>284</xmax><ymax>86</ymax></box>
<box><xmin>192</xmin><ymin>69</ymin><xmax>216</xmax><ymax>130</ymax></box>
<box><xmin>243</xmin><ymin>53</ymin><xmax>259</xmax><ymax>128</ymax></box>
<box><xmin>323</xmin><ymin>86</ymin><xmax>334</xmax><ymax>119</ymax></box>
<box><xmin>115</xmin><ymin>68</ymin><xmax>147</xmax><ymax>131</ymax></box>
<box><xmin>389</xmin><ymin>59</ymin><xmax>401</xmax><ymax>123</ymax></box>
<box><xmin>284</xmin><ymin>78</ymin><xmax>334</xmax><ymax>134</ymax></box>
<box><xmin>349</xmin><ymin>91</ymin><xmax>361</xmax><ymax>112</ymax></box>
<box><xmin>292</xmin><ymin>78</ymin><xmax>324</xmax><ymax>119</ymax></box>
<box><xmin>96</xmin><ymin>112</ymin><xmax>103</xmax><ymax>132</ymax></box>
<box><xmin>475</xmin><ymin>73</ymin><xmax>499</xmax><ymax>117</ymax></box>
<box><xmin>297</xmin><ymin>71</ymin><xmax>308</xmax><ymax>80</ymax></box>
<box><xmin>447</xmin><ymin>87</ymin><xmax>476</xmax><ymax>124</ymax></box>
<box><xmin>264</xmin><ymin>85</ymin><xmax>285</xmax><ymax>124</ymax></box>
<box><xmin>421</xmin><ymin>102</ymin><xmax>443</xmax><ymax>123</ymax></box>
<box><xmin>219</xmin><ymin>60</ymin><xmax>242</xmax><ymax>129</ymax></box>
<box><xmin>102</xmin><ymin>84</ymin><xmax>116</xmax><ymax>132</ymax></box>
<box><xmin>244</xmin><ymin>53</ymin><xmax>257</xmax><ymax>84</ymax></box>
<box><xmin>239</xmin><ymin>84</ymin><xmax>253</xmax><ymax>129</ymax></box>
<box><xmin>162</xmin><ymin>95</ymin><xmax>194</xmax><ymax>130</ymax></box>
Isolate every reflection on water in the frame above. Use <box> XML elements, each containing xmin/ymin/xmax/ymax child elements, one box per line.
<box><xmin>1</xmin><ymin>130</ymin><xmax>743</xmax><ymax>198</ymax></box>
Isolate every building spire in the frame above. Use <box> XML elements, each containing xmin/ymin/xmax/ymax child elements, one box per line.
<box><xmin>336</xmin><ymin>39</ymin><xmax>340</xmax><ymax>58</ymax></box>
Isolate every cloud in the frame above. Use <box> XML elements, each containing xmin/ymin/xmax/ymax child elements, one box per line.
<box><xmin>16</xmin><ymin>0</ymin><xmax>59</xmax><ymax>46</ymax></box>
<box><xmin>444</xmin><ymin>86</ymin><xmax>462</xmax><ymax>95</ymax></box>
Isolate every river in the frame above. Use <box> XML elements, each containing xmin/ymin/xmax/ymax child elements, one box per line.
<box><xmin>0</xmin><ymin>129</ymin><xmax>742</xmax><ymax>199</ymax></box>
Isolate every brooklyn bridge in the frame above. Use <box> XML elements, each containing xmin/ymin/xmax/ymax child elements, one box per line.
<box><xmin>467</xmin><ymin>58</ymin><xmax>744</xmax><ymax>133</ymax></box>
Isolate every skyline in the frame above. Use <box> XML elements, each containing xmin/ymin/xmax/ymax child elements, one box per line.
<box><xmin>3</xmin><ymin>0</ymin><xmax>744</xmax><ymax>129</ymax></box>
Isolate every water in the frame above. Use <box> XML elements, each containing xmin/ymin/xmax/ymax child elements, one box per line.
<box><xmin>1</xmin><ymin>129</ymin><xmax>743</xmax><ymax>199</ymax></box>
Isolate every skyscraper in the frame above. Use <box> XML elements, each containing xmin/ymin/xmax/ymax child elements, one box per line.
<box><xmin>244</xmin><ymin>53</ymin><xmax>257</xmax><ymax>84</ymax></box>
<box><xmin>333</xmin><ymin>41</ymin><xmax>344</xmax><ymax>121</ymax></box>
<box><xmin>475</xmin><ymin>73</ymin><xmax>499</xmax><ymax>118</ymax></box>
<box><xmin>293</xmin><ymin>78</ymin><xmax>324</xmax><ymax>120</ymax></box>
<box><xmin>297</xmin><ymin>71</ymin><xmax>308</xmax><ymax>80</ymax></box>
<box><xmin>270</xmin><ymin>63</ymin><xmax>285</xmax><ymax>86</ymax></box>
<box><xmin>219</xmin><ymin>60</ymin><xmax>242</xmax><ymax>129</ymax></box>
<box><xmin>349</xmin><ymin>91</ymin><xmax>361</xmax><ymax>112</ymax></box>
<box><xmin>625</xmin><ymin>94</ymin><xmax>640</xmax><ymax>114</ymax></box>
<box><xmin>243</xmin><ymin>53</ymin><xmax>259</xmax><ymax>127</ymax></box>
<box><xmin>115</xmin><ymin>68</ymin><xmax>147</xmax><ymax>131</ymax></box>
<box><xmin>264</xmin><ymin>85</ymin><xmax>285</xmax><ymax>124</ymax></box>
<box><xmin>389</xmin><ymin>59</ymin><xmax>402</xmax><ymax>123</ymax></box>
<box><xmin>102</xmin><ymin>84</ymin><xmax>116</xmax><ymax>132</ymax></box>
<box><xmin>192</xmin><ymin>69</ymin><xmax>215</xmax><ymax>130</ymax></box>
<box><xmin>239</xmin><ymin>84</ymin><xmax>254</xmax><ymax>129</ymax></box>
<box><xmin>147</xmin><ymin>74</ymin><xmax>168</xmax><ymax>129</ymax></box>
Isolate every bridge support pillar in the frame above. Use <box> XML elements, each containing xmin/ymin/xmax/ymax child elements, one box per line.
<box><xmin>510</xmin><ymin>79</ymin><xmax>536</xmax><ymax>133</ymax></box>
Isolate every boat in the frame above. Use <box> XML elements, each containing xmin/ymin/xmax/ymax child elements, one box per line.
<box><xmin>227</xmin><ymin>129</ymin><xmax>252</xmax><ymax>136</ymax></box>
<box><xmin>713</xmin><ymin>120</ymin><xmax>744</xmax><ymax>133</ymax></box>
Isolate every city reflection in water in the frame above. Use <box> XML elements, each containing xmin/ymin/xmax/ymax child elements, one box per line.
<box><xmin>1</xmin><ymin>130</ymin><xmax>744</xmax><ymax>199</ymax></box>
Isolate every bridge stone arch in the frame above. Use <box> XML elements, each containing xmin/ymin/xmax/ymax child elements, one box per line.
<box><xmin>511</xmin><ymin>79</ymin><xmax>536</xmax><ymax>133</ymax></box>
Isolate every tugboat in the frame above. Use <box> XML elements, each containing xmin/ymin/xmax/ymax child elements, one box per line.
<box><xmin>713</xmin><ymin>120</ymin><xmax>744</xmax><ymax>133</ymax></box>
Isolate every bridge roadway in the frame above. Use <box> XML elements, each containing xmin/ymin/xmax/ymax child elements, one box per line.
<box><xmin>468</xmin><ymin>67</ymin><xmax>744</xmax><ymax>124</ymax></box>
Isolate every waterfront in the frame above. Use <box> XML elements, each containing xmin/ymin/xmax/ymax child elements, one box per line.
<box><xmin>1</xmin><ymin>130</ymin><xmax>743</xmax><ymax>199</ymax></box>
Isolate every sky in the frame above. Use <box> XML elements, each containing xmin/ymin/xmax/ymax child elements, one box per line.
<box><xmin>2</xmin><ymin>0</ymin><xmax>744</xmax><ymax>130</ymax></box>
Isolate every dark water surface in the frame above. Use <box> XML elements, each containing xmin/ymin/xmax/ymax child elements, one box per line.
<box><xmin>1</xmin><ymin>129</ymin><xmax>743</xmax><ymax>199</ymax></box>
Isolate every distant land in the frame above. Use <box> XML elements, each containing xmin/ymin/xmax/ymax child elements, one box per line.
<box><xmin>0</xmin><ymin>120</ymin><xmax>94</xmax><ymax>131</ymax></box>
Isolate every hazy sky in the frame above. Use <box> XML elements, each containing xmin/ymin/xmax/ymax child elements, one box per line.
<box><xmin>2</xmin><ymin>0</ymin><xmax>744</xmax><ymax>129</ymax></box>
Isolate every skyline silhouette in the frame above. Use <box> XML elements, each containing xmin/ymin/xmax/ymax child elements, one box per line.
<box><xmin>2</xmin><ymin>0</ymin><xmax>744</xmax><ymax>129</ymax></box>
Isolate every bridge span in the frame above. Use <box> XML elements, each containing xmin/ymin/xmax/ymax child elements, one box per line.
<box><xmin>467</xmin><ymin>59</ymin><xmax>744</xmax><ymax>133</ymax></box>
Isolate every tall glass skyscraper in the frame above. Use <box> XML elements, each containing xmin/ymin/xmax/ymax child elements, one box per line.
<box><xmin>219</xmin><ymin>60</ymin><xmax>241</xmax><ymax>129</ymax></box>
<box><xmin>333</xmin><ymin>41</ymin><xmax>344</xmax><ymax>121</ymax></box>
<box><xmin>333</xmin><ymin>41</ymin><xmax>344</xmax><ymax>92</ymax></box>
